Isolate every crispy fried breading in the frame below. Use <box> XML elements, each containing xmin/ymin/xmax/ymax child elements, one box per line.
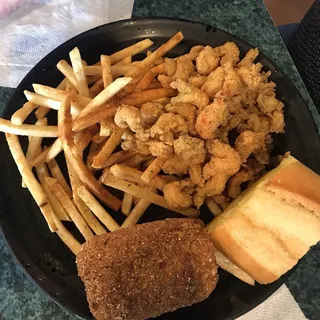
<box><xmin>162</xmin><ymin>155</ymin><xmax>189</xmax><ymax>175</ymax></box>
<box><xmin>165</xmin><ymin>103</ymin><xmax>197</xmax><ymax>135</ymax></box>
<box><xmin>189</xmin><ymin>164</ymin><xmax>205</xmax><ymax>188</ymax></box>
<box><xmin>171</xmin><ymin>79</ymin><xmax>209</xmax><ymax>109</ymax></box>
<box><xmin>257</xmin><ymin>82</ymin><xmax>284</xmax><ymax>114</ymax></box>
<box><xmin>150</xmin><ymin>113</ymin><xmax>188</xmax><ymax>145</ymax></box>
<box><xmin>201</xmin><ymin>67</ymin><xmax>225</xmax><ymax>99</ymax></box>
<box><xmin>217</xmin><ymin>42</ymin><xmax>240</xmax><ymax>66</ymax></box>
<box><xmin>204</xmin><ymin>140</ymin><xmax>241</xmax><ymax>179</ymax></box>
<box><xmin>221</xmin><ymin>63</ymin><xmax>242</xmax><ymax>97</ymax></box>
<box><xmin>269</xmin><ymin>110</ymin><xmax>285</xmax><ymax>133</ymax></box>
<box><xmin>188</xmin><ymin>73</ymin><xmax>207</xmax><ymax>88</ymax></box>
<box><xmin>234</xmin><ymin>130</ymin><xmax>265</xmax><ymax>162</ymax></box>
<box><xmin>114</xmin><ymin>105</ymin><xmax>146</xmax><ymax>132</ymax></box>
<box><xmin>228</xmin><ymin>169</ymin><xmax>254</xmax><ymax>198</ymax></box>
<box><xmin>140</xmin><ymin>102</ymin><xmax>164</xmax><ymax>125</ymax></box>
<box><xmin>173</xmin><ymin>135</ymin><xmax>206</xmax><ymax>165</ymax></box>
<box><xmin>196</xmin><ymin>46</ymin><xmax>220</xmax><ymax>75</ymax></box>
<box><xmin>195</xmin><ymin>98</ymin><xmax>229</xmax><ymax>140</ymax></box>
<box><xmin>237</xmin><ymin>48</ymin><xmax>259</xmax><ymax>68</ymax></box>
<box><xmin>149</xmin><ymin>141</ymin><xmax>174</xmax><ymax>158</ymax></box>
<box><xmin>237</xmin><ymin>63</ymin><xmax>265</xmax><ymax>91</ymax></box>
<box><xmin>163</xmin><ymin>180</ymin><xmax>194</xmax><ymax>210</ymax></box>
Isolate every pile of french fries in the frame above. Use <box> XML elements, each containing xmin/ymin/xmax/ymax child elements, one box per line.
<box><xmin>0</xmin><ymin>32</ymin><xmax>207</xmax><ymax>255</ymax></box>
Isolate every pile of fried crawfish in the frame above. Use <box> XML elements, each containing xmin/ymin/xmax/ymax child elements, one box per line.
<box><xmin>114</xmin><ymin>42</ymin><xmax>285</xmax><ymax>210</ymax></box>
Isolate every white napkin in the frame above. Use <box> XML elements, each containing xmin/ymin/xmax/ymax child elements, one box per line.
<box><xmin>239</xmin><ymin>285</ymin><xmax>306</xmax><ymax>320</ymax></box>
<box><xmin>0</xmin><ymin>1</ymin><xmax>308</xmax><ymax>319</ymax></box>
<box><xmin>0</xmin><ymin>0</ymin><xmax>134</xmax><ymax>88</ymax></box>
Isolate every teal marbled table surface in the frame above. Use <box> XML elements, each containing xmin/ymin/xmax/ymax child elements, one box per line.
<box><xmin>0</xmin><ymin>0</ymin><xmax>319</xmax><ymax>319</ymax></box>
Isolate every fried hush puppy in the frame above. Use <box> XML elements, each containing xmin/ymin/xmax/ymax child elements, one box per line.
<box><xmin>77</xmin><ymin>218</ymin><xmax>218</xmax><ymax>320</ymax></box>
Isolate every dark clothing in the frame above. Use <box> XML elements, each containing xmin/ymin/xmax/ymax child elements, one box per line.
<box><xmin>288</xmin><ymin>1</ymin><xmax>320</xmax><ymax>109</ymax></box>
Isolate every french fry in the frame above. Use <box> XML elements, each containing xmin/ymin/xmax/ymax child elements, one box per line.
<box><xmin>109</xmin><ymin>164</ymin><xmax>172</xmax><ymax>191</ymax></box>
<box><xmin>122</xmin><ymin>66</ymin><xmax>151</xmax><ymax>94</ymax></box>
<box><xmin>100</xmin><ymin>118</ymin><xmax>116</xmax><ymax>137</ymax></box>
<box><xmin>11</xmin><ymin>102</ymin><xmax>38</xmax><ymax>125</ymax></box>
<box><xmin>92</xmin><ymin>127</ymin><xmax>125</xmax><ymax>169</ymax></box>
<box><xmin>115</xmin><ymin>55</ymin><xmax>132</xmax><ymax>65</ymax></box>
<box><xmin>35</xmin><ymin>106</ymin><xmax>50</xmax><ymax>120</ymax></box>
<box><xmin>92</xmin><ymin>132</ymin><xmax>107</xmax><ymax>144</ymax></box>
<box><xmin>126</xmin><ymin>32</ymin><xmax>183</xmax><ymax>78</ymax></box>
<box><xmin>0</xmin><ymin>118</ymin><xmax>58</xmax><ymax>137</ymax></box>
<box><xmin>121</xmin><ymin>199</ymin><xmax>150</xmax><ymax>228</ymax></box>
<box><xmin>154</xmin><ymin>57</ymin><xmax>165</xmax><ymax>65</ymax></box>
<box><xmin>57</xmin><ymin>78</ymin><xmax>67</xmax><ymax>90</ymax></box>
<box><xmin>22</xmin><ymin>118</ymin><xmax>47</xmax><ymax>187</ymax></box>
<box><xmin>58</xmin><ymin>96</ymin><xmax>121</xmax><ymax>210</ymax></box>
<box><xmin>205</xmin><ymin>198</ymin><xmax>222</xmax><ymax>217</ymax></box>
<box><xmin>101</xmin><ymin>55</ymin><xmax>113</xmax><ymax>88</ymax></box>
<box><xmin>121</xmin><ymin>193</ymin><xmax>133</xmax><ymax>216</ymax></box>
<box><xmin>159</xmin><ymin>175</ymin><xmax>178</xmax><ymax>184</ymax></box>
<box><xmin>46</xmin><ymin>177</ymin><xmax>94</xmax><ymax>241</ymax></box>
<box><xmin>141</xmin><ymin>157</ymin><xmax>167</xmax><ymax>183</ymax></box>
<box><xmin>85</xmin><ymin>65</ymin><xmax>132</xmax><ymax>78</ymax></box>
<box><xmin>120</xmin><ymin>88</ymin><xmax>176</xmax><ymax>106</ymax></box>
<box><xmin>86</xmin><ymin>141</ymin><xmax>100</xmax><ymax>171</ymax></box>
<box><xmin>120</xmin><ymin>153</ymin><xmax>154</xmax><ymax>168</ymax></box>
<box><xmin>32</xmin><ymin>138</ymin><xmax>63</xmax><ymax>166</ymax></box>
<box><xmin>65</xmin><ymin>155</ymin><xmax>106</xmax><ymax>235</ymax></box>
<box><xmin>45</xmin><ymin>138</ymin><xmax>64</xmax><ymax>162</ymax></box>
<box><xmin>141</xmin><ymin>157</ymin><xmax>155</xmax><ymax>170</ymax></box>
<box><xmin>102</xmin><ymin>150</ymin><xmax>136</xmax><ymax>168</ymax></box>
<box><xmin>77</xmin><ymin>186</ymin><xmax>120</xmax><ymax>231</ymax></box>
<box><xmin>220</xmin><ymin>202</ymin><xmax>229</xmax><ymax>210</ymax></box>
<box><xmin>112</xmin><ymin>65</ymin><xmax>133</xmax><ymax>78</ymax></box>
<box><xmin>33</xmin><ymin>84</ymin><xmax>92</xmax><ymax>108</ymax></box>
<box><xmin>79</xmin><ymin>77</ymin><xmax>132</xmax><ymax>117</ymax></box>
<box><xmin>5</xmin><ymin>133</ymin><xmax>57</xmax><ymax>231</ymax></box>
<box><xmin>57</xmin><ymin>60</ymin><xmax>78</xmax><ymax>89</ymax></box>
<box><xmin>146</xmin><ymin>80</ymin><xmax>163</xmax><ymax>90</ymax></box>
<box><xmin>152</xmin><ymin>97</ymin><xmax>171</xmax><ymax>104</ymax></box>
<box><xmin>52</xmin><ymin>213</ymin><xmax>82</xmax><ymax>255</ymax></box>
<box><xmin>47</xmin><ymin>158</ymin><xmax>73</xmax><ymax>198</ymax></box>
<box><xmin>146</xmin><ymin>51</ymin><xmax>165</xmax><ymax>65</ymax></box>
<box><xmin>75</xmin><ymin>195</ymin><xmax>106</xmax><ymax>235</ymax></box>
<box><xmin>89</xmin><ymin>78</ymin><xmax>104</xmax><ymax>97</ymax></box>
<box><xmin>133</xmin><ymin>195</ymin><xmax>140</xmax><ymax>205</ymax></box>
<box><xmin>73</xmin><ymin>126</ymin><xmax>99</xmax><ymax>156</ymax></box>
<box><xmin>127</xmin><ymin>61</ymin><xmax>139</xmax><ymax>66</ymax></box>
<box><xmin>88</xmin><ymin>66</ymin><xmax>131</xmax><ymax>97</ymax></box>
<box><xmin>65</xmin><ymin>79</ymin><xmax>77</xmax><ymax>93</ymax></box>
<box><xmin>24</xmin><ymin>91</ymin><xmax>82</xmax><ymax>115</ymax></box>
<box><xmin>136</xmin><ymin>63</ymin><xmax>165</xmax><ymax>90</ymax></box>
<box><xmin>25</xmin><ymin>118</ymin><xmax>47</xmax><ymax>165</ymax></box>
<box><xmin>69</xmin><ymin>47</ymin><xmax>90</xmax><ymax>97</ymax></box>
<box><xmin>35</xmin><ymin>163</ymin><xmax>71</xmax><ymax>221</ymax></box>
<box><xmin>84</xmin><ymin>66</ymin><xmax>102</xmax><ymax>76</ymax></box>
<box><xmin>32</xmin><ymin>144</ymin><xmax>50</xmax><ymax>166</ymax></box>
<box><xmin>109</xmin><ymin>39</ymin><xmax>154</xmax><ymax>65</ymax></box>
<box><xmin>102</xmin><ymin>175</ymin><xmax>199</xmax><ymax>217</ymax></box>
<box><xmin>87</xmin><ymin>75</ymin><xmax>101</xmax><ymax>87</ymax></box>
<box><xmin>35</xmin><ymin>78</ymin><xmax>67</xmax><ymax>119</ymax></box>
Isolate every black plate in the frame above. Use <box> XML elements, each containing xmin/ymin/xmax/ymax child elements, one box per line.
<box><xmin>1</xmin><ymin>17</ymin><xmax>320</xmax><ymax>320</ymax></box>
